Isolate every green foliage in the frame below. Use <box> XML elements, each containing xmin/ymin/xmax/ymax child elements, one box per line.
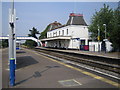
<box><xmin>0</xmin><ymin>40</ymin><xmax>8</xmax><ymax>48</ymax></box>
<box><xmin>39</xmin><ymin>24</ymin><xmax>51</xmax><ymax>39</ymax></box>
<box><xmin>88</xmin><ymin>4</ymin><xmax>113</xmax><ymax>41</ymax></box>
<box><xmin>110</xmin><ymin>6</ymin><xmax>120</xmax><ymax>51</ymax></box>
<box><xmin>28</xmin><ymin>27</ymin><xmax>40</xmax><ymax>39</ymax></box>
<box><xmin>89</xmin><ymin>3</ymin><xmax>120</xmax><ymax>51</ymax></box>
<box><xmin>25</xmin><ymin>27</ymin><xmax>39</xmax><ymax>48</ymax></box>
<box><xmin>24</xmin><ymin>40</ymin><xmax>37</xmax><ymax>48</ymax></box>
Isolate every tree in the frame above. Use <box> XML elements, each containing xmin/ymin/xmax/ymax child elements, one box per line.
<box><xmin>110</xmin><ymin>5</ymin><xmax>120</xmax><ymax>51</ymax></box>
<box><xmin>28</xmin><ymin>27</ymin><xmax>40</xmax><ymax>39</ymax></box>
<box><xmin>24</xmin><ymin>40</ymin><xmax>37</xmax><ymax>48</ymax></box>
<box><xmin>39</xmin><ymin>24</ymin><xmax>51</xmax><ymax>39</ymax></box>
<box><xmin>88</xmin><ymin>4</ymin><xmax>113</xmax><ymax>41</ymax></box>
<box><xmin>89</xmin><ymin>3</ymin><xmax>120</xmax><ymax>51</ymax></box>
<box><xmin>25</xmin><ymin>27</ymin><xmax>40</xmax><ymax>48</ymax></box>
<box><xmin>0</xmin><ymin>40</ymin><xmax>8</xmax><ymax>48</ymax></box>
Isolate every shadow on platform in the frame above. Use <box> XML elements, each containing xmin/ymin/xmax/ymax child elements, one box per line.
<box><xmin>16</xmin><ymin>56</ymin><xmax>39</xmax><ymax>69</ymax></box>
<box><xmin>15</xmin><ymin>65</ymin><xmax>60</xmax><ymax>86</ymax></box>
<box><xmin>16</xmin><ymin>50</ymin><xmax>26</xmax><ymax>54</ymax></box>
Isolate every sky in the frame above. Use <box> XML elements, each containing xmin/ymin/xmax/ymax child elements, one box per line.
<box><xmin>2</xmin><ymin>2</ymin><xmax>118</xmax><ymax>37</ymax></box>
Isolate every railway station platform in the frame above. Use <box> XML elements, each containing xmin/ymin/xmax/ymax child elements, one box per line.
<box><xmin>36</xmin><ymin>47</ymin><xmax>120</xmax><ymax>59</ymax></box>
<box><xmin>2</xmin><ymin>48</ymin><xmax>120</xmax><ymax>88</ymax></box>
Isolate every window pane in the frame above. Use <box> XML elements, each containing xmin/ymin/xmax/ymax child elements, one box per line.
<box><xmin>62</xmin><ymin>30</ymin><xmax>64</xmax><ymax>35</ymax></box>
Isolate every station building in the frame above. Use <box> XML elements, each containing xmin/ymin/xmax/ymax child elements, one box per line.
<box><xmin>41</xmin><ymin>13</ymin><xmax>90</xmax><ymax>50</ymax></box>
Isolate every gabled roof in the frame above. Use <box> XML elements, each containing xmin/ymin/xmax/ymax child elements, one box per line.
<box><xmin>48</xmin><ymin>21</ymin><xmax>62</xmax><ymax>31</ymax></box>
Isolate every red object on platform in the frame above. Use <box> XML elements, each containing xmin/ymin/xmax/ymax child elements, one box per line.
<box><xmin>84</xmin><ymin>45</ymin><xmax>89</xmax><ymax>51</ymax></box>
<box><xmin>42</xmin><ymin>43</ymin><xmax>45</xmax><ymax>47</ymax></box>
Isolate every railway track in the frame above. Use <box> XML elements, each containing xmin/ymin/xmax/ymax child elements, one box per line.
<box><xmin>33</xmin><ymin>48</ymin><xmax>120</xmax><ymax>79</ymax></box>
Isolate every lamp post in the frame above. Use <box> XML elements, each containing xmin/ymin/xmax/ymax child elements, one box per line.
<box><xmin>103</xmin><ymin>24</ymin><xmax>106</xmax><ymax>40</ymax></box>
<box><xmin>97</xmin><ymin>25</ymin><xmax>100</xmax><ymax>52</ymax></box>
<box><xmin>103</xmin><ymin>24</ymin><xmax>107</xmax><ymax>53</ymax></box>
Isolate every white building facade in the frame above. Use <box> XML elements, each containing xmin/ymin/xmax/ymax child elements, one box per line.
<box><xmin>41</xmin><ymin>13</ymin><xmax>90</xmax><ymax>50</ymax></box>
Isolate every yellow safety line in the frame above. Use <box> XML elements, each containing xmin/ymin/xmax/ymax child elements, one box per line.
<box><xmin>26</xmin><ymin>49</ymin><xmax>120</xmax><ymax>88</ymax></box>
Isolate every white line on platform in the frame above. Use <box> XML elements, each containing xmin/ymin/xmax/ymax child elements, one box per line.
<box><xmin>73</xmin><ymin>79</ymin><xmax>82</xmax><ymax>85</ymax></box>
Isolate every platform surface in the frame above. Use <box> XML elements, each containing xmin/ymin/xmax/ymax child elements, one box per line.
<box><xmin>37</xmin><ymin>47</ymin><xmax>120</xmax><ymax>59</ymax></box>
<box><xmin>2</xmin><ymin>48</ymin><xmax>119</xmax><ymax>88</ymax></box>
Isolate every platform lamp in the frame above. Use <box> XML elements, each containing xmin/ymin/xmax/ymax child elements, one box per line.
<box><xmin>97</xmin><ymin>25</ymin><xmax>100</xmax><ymax>52</ymax></box>
<box><xmin>103</xmin><ymin>24</ymin><xmax>107</xmax><ymax>53</ymax></box>
<box><xmin>103</xmin><ymin>24</ymin><xmax>107</xmax><ymax>40</ymax></box>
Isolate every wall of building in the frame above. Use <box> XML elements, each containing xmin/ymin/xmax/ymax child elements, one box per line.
<box><xmin>47</xmin><ymin>26</ymin><xmax>70</xmax><ymax>37</ymax></box>
<box><xmin>47</xmin><ymin>25</ymin><xmax>89</xmax><ymax>39</ymax></box>
<box><xmin>46</xmin><ymin>25</ymin><xmax>89</xmax><ymax>49</ymax></box>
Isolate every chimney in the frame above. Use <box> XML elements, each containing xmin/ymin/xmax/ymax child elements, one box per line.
<box><xmin>66</xmin><ymin>13</ymin><xmax>87</xmax><ymax>26</ymax></box>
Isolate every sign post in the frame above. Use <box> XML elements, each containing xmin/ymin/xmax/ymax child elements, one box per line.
<box><xmin>9</xmin><ymin>0</ymin><xmax>16</xmax><ymax>86</ymax></box>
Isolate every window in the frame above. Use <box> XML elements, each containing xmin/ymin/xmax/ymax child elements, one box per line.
<box><xmin>53</xmin><ymin>32</ymin><xmax>57</xmax><ymax>37</ymax></box>
<box><xmin>59</xmin><ymin>31</ymin><xmax>60</xmax><ymax>36</ymax></box>
<box><xmin>56</xmin><ymin>32</ymin><xmax>57</xmax><ymax>36</ymax></box>
<box><xmin>62</xmin><ymin>30</ymin><xmax>64</xmax><ymax>36</ymax></box>
<box><xmin>53</xmin><ymin>32</ymin><xmax>55</xmax><ymax>37</ymax></box>
<box><xmin>48</xmin><ymin>34</ymin><xmax>49</xmax><ymax>37</ymax></box>
<box><xmin>67</xmin><ymin>29</ymin><xmax>68</xmax><ymax>35</ymax></box>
